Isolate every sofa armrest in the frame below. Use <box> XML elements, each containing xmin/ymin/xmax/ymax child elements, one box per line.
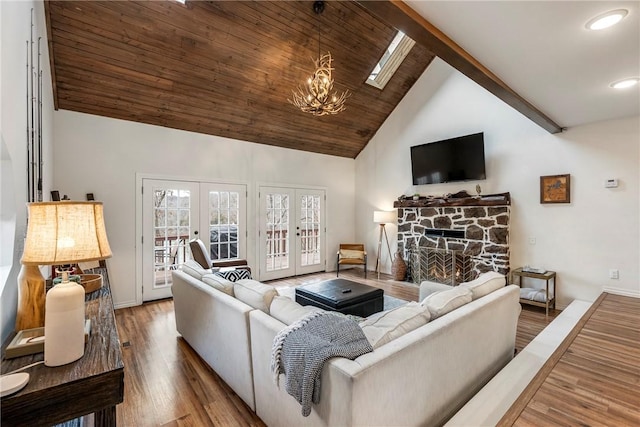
<box><xmin>171</xmin><ymin>270</ymin><xmax>256</xmax><ymax>409</ymax></box>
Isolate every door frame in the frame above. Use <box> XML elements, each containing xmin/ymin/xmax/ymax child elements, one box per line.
<box><xmin>255</xmin><ymin>182</ymin><xmax>327</xmax><ymax>281</ymax></box>
<box><xmin>135</xmin><ymin>173</ymin><xmax>250</xmax><ymax>306</ymax></box>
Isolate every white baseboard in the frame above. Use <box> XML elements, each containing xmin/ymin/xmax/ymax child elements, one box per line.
<box><xmin>603</xmin><ymin>286</ymin><xmax>640</xmax><ymax>298</ymax></box>
<box><xmin>113</xmin><ymin>300</ymin><xmax>141</xmax><ymax>310</ymax></box>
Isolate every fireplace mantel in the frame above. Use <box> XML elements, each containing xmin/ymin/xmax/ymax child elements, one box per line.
<box><xmin>393</xmin><ymin>192</ymin><xmax>510</xmax><ymax>208</ymax></box>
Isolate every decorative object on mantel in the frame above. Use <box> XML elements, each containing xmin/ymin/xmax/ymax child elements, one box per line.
<box><xmin>288</xmin><ymin>1</ymin><xmax>350</xmax><ymax>116</ymax></box>
<box><xmin>391</xmin><ymin>250</ymin><xmax>407</xmax><ymax>281</ymax></box>
<box><xmin>18</xmin><ymin>201</ymin><xmax>112</xmax><ymax>367</ymax></box>
<box><xmin>394</xmin><ymin>192</ymin><xmax>511</xmax><ymax>208</ymax></box>
<box><xmin>540</xmin><ymin>174</ymin><xmax>571</xmax><ymax>204</ymax></box>
<box><xmin>475</xmin><ymin>184</ymin><xmax>482</xmax><ymax>196</ymax></box>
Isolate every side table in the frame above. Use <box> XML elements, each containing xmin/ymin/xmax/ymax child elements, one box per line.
<box><xmin>1</xmin><ymin>269</ymin><xmax>124</xmax><ymax>426</ymax></box>
<box><xmin>511</xmin><ymin>267</ymin><xmax>556</xmax><ymax>317</ymax></box>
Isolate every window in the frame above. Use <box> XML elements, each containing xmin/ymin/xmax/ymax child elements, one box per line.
<box><xmin>366</xmin><ymin>31</ymin><xmax>416</xmax><ymax>90</ymax></box>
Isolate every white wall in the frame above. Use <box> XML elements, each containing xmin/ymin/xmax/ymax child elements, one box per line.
<box><xmin>1</xmin><ymin>0</ymin><xmax>54</xmax><ymax>342</ymax></box>
<box><xmin>53</xmin><ymin>111</ymin><xmax>355</xmax><ymax>307</ymax></box>
<box><xmin>356</xmin><ymin>58</ymin><xmax>639</xmax><ymax>308</ymax></box>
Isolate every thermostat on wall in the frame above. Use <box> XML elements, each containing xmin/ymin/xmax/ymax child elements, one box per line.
<box><xmin>604</xmin><ymin>179</ymin><xmax>618</xmax><ymax>188</ymax></box>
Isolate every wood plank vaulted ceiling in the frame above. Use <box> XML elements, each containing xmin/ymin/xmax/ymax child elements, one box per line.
<box><xmin>46</xmin><ymin>0</ymin><xmax>560</xmax><ymax>158</ymax></box>
<box><xmin>45</xmin><ymin>0</ymin><xmax>436</xmax><ymax>158</ymax></box>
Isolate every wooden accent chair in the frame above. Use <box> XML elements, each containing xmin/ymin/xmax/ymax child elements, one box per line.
<box><xmin>336</xmin><ymin>244</ymin><xmax>367</xmax><ymax>278</ymax></box>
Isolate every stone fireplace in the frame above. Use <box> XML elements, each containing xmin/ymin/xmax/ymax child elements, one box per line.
<box><xmin>394</xmin><ymin>193</ymin><xmax>511</xmax><ymax>285</ymax></box>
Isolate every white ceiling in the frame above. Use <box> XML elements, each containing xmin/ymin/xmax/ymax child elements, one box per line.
<box><xmin>406</xmin><ymin>1</ymin><xmax>640</xmax><ymax>129</ymax></box>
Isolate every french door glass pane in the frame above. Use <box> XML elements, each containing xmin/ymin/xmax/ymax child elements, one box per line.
<box><xmin>300</xmin><ymin>195</ymin><xmax>321</xmax><ymax>267</ymax></box>
<box><xmin>266</xmin><ymin>193</ymin><xmax>290</xmax><ymax>272</ymax></box>
<box><xmin>208</xmin><ymin>190</ymin><xmax>240</xmax><ymax>260</ymax></box>
<box><xmin>153</xmin><ymin>189</ymin><xmax>191</xmax><ymax>287</ymax></box>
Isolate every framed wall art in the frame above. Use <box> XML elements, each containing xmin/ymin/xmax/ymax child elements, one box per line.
<box><xmin>540</xmin><ymin>174</ymin><xmax>571</xmax><ymax>204</ymax></box>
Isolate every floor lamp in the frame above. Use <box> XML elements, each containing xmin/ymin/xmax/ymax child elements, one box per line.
<box><xmin>373</xmin><ymin>210</ymin><xmax>395</xmax><ymax>279</ymax></box>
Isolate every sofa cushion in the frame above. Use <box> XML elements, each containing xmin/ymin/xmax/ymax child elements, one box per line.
<box><xmin>419</xmin><ymin>280</ymin><xmax>454</xmax><ymax>301</ymax></box>
<box><xmin>201</xmin><ymin>273</ymin><xmax>235</xmax><ymax>296</ymax></box>
<box><xmin>421</xmin><ymin>286</ymin><xmax>472</xmax><ymax>319</ymax></box>
<box><xmin>270</xmin><ymin>295</ymin><xmax>322</xmax><ymax>325</ymax></box>
<box><xmin>359</xmin><ymin>302</ymin><xmax>431</xmax><ymax>349</ymax></box>
<box><xmin>459</xmin><ymin>271</ymin><xmax>505</xmax><ymax>300</ymax></box>
<box><xmin>234</xmin><ymin>279</ymin><xmax>278</xmax><ymax>313</ymax></box>
<box><xmin>181</xmin><ymin>260</ymin><xmax>212</xmax><ymax>280</ymax></box>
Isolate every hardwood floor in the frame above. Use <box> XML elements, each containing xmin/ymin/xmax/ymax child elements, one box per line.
<box><xmin>503</xmin><ymin>292</ymin><xmax>640</xmax><ymax>427</ymax></box>
<box><xmin>113</xmin><ymin>270</ymin><xmax>559</xmax><ymax>426</ymax></box>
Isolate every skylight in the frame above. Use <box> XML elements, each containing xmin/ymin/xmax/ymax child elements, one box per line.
<box><xmin>366</xmin><ymin>31</ymin><xmax>416</xmax><ymax>90</ymax></box>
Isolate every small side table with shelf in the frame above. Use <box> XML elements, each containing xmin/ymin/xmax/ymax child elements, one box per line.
<box><xmin>511</xmin><ymin>267</ymin><xmax>556</xmax><ymax>316</ymax></box>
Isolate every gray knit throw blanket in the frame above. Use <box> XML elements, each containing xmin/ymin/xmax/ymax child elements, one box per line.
<box><xmin>271</xmin><ymin>311</ymin><xmax>373</xmax><ymax>417</ymax></box>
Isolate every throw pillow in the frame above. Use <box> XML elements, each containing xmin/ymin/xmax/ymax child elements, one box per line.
<box><xmin>201</xmin><ymin>273</ymin><xmax>235</xmax><ymax>296</ymax></box>
<box><xmin>421</xmin><ymin>286</ymin><xmax>472</xmax><ymax>319</ymax></box>
<box><xmin>339</xmin><ymin>249</ymin><xmax>365</xmax><ymax>260</ymax></box>
<box><xmin>181</xmin><ymin>260</ymin><xmax>212</xmax><ymax>281</ymax></box>
<box><xmin>459</xmin><ymin>271</ymin><xmax>505</xmax><ymax>300</ymax></box>
<box><xmin>359</xmin><ymin>302</ymin><xmax>431</xmax><ymax>349</ymax></box>
<box><xmin>269</xmin><ymin>295</ymin><xmax>322</xmax><ymax>325</ymax></box>
<box><xmin>214</xmin><ymin>269</ymin><xmax>251</xmax><ymax>282</ymax></box>
<box><xmin>233</xmin><ymin>279</ymin><xmax>278</xmax><ymax>313</ymax></box>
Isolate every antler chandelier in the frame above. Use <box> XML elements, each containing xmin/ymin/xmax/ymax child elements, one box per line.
<box><xmin>288</xmin><ymin>1</ymin><xmax>350</xmax><ymax>116</ymax></box>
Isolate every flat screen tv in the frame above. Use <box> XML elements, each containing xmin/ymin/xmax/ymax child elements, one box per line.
<box><xmin>411</xmin><ymin>132</ymin><xmax>486</xmax><ymax>185</ymax></box>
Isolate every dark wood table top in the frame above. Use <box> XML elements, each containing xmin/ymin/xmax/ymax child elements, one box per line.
<box><xmin>1</xmin><ymin>269</ymin><xmax>124</xmax><ymax>426</ymax></box>
<box><xmin>296</xmin><ymin>278</ymin><xmax>383</xmax><ymax>307</ymax></box>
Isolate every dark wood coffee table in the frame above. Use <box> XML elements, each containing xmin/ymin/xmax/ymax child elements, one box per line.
<box><xmin>295</xmin><ymin>279</ymin><xmax>384</xmax><ymax>317</ymax></box>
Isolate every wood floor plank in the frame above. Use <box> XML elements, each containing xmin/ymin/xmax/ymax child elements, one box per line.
<box><xmin>505</xmin><ymin>292</ymin><xmax>640</xmax><ymax>426</ymax></box>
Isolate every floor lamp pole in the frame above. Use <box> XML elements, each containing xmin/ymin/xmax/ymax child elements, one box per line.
<box><xmin>375</xmin><ymin>223</ymin><xmax>393</xmax><ymax>279</ymax></box>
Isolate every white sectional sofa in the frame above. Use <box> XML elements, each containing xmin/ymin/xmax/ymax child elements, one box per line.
<box><xmin>172</xmin><ymin>262</ymin><xmax>521</xmax><ymax>426</ymax></box>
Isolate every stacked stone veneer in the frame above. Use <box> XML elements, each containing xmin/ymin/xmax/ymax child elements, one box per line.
<box><xmin>397</xmin><ymin>205</ymin><xmax>510</xmax><ymax>284</ymax></box>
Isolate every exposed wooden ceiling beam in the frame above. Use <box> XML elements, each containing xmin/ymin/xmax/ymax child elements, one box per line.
<box><xmin>357</xmin><ymin>0</ymin><xmax>563</xmax><ymax>134</ymax></box>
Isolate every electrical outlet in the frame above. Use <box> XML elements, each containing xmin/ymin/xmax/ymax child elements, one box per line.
<box><xmin>609</xmin><ymin>269</ymin><xmax>619</xmax><ymax>279</ymax></box>
<box><xmin>528</xmin><ymin>237</ymin><xmax>536</xmax><ymax>245</ymax></box>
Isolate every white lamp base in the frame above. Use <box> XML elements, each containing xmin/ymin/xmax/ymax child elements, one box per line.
<box><xmin>44</xmin><ymin>280</ymin><xmax>86</xmax><ymax>367</ymax></box>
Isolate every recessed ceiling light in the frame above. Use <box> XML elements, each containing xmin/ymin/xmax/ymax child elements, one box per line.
<box><xmin>586</xmin><ymin>9</ymin><xmax>628</xmax><ymax>30</ymax></box>
<box><xmin>610</xmin><ymin>78</ymin><xmax>640</xmax><ymax>89</ymax></box>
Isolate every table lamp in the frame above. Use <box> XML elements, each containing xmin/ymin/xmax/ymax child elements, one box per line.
<box><xmin>17</xmin><ymin>201</ymin><xmax>112</xmax><ymax>366</ymax></box>
<box><xmin>373</xmin><ymin>210</ymin><xmax>396</xmax><ymax>279</ymax></box>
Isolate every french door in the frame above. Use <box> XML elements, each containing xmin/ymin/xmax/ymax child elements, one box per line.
<box><xmin>258</xmin><ymin>186</ymin><xmax>325</xmax><ymax>281</ymax></box>
<box><xmin>142</xmin><ymin>179</ymin><xmax>246</xmax><ymax>302</ymax></box>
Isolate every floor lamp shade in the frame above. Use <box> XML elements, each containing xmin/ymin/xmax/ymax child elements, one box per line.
<box><xmin>17</xmin><ymin>201</ymin><xmax>112</xmax><ymax>366</ymax></box>
<box><xmin>373</xmin><ymin>210</ymin><xmax>396</xmax><ymax>224</ymax></box>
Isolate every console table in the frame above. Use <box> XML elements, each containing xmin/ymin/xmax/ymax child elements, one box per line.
<box><xmin>1</xmin><ymin>270</ymin><xmax>124</xmax><ymax>426</ymax></box>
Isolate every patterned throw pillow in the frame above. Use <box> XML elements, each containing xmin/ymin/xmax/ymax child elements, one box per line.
<box><xmin>214</xmin><ymin>268</ymin><xmax>251</xmax><ymax>282</ymax></box>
